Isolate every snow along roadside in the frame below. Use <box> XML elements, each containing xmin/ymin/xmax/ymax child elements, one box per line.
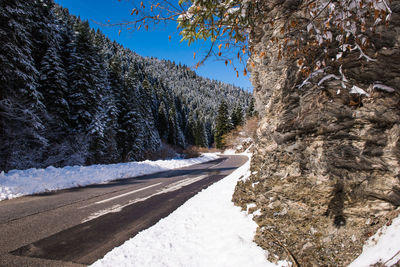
<box><xmin>91</xmin><ymin>154</ymin><xmax>289</xmax><ymax>267</ymax></box>
<box><xmin>0</xmin><ymin>153</ymin><xmax>219</xmax><ymax>202</ymax></box>
<box><xmin>348</xmin><ymin>209</ymin><xmax>400</xmax><ymax>267</ymax></box>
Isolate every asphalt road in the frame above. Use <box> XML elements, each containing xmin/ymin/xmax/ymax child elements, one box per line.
<box><xmin>0</xmin><ymin>155</ymin><xmax>248</xmax><ymax>267</ymax></box>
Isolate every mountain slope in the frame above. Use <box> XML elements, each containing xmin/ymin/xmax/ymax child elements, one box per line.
<box><xmin>0</xmin><ymin>0</ymin><xmax>251</xmax><ymax>172</ymax></box>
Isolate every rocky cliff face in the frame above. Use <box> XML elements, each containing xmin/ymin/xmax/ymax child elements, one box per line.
<box><xmin>233</xmin><ymin>1</ymin><xmax>400</xmax><ymax>266</ymax></box>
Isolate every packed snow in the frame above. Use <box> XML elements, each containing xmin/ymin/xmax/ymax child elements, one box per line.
<box><xmin>348</xmin><ymin>211</ymin><xmax>400</xmax><ymax>267</ymax></box>
<box><xmin>0</xmin><ymin>153</ymin><xmax>219</xmax><ymax>202</ymax></box>
<box><xmin>91</xmin><ymin>154</ymin><xmax>288</xmax><ymax>267</ymax></box>
<box><xmin>223</xmin><ymin>149</ymin><xmax>237</xmax><ymax>155</ymax></box>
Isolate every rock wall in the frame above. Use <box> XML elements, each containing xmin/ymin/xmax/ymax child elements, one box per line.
<box><xmin>233</xmin><ymin>1</ymin><xmax>400</xmax><ymax>266</ymax></box>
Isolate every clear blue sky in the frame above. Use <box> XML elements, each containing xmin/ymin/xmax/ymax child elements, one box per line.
<box><xmin>54</xmin><ymin>0</ymin><xmax>253</xmax><ymax>92</ymax></box>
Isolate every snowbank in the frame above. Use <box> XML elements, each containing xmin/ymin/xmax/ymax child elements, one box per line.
<box><xmin>91</xmin><ymin>154</ymin><xmax>288</xmax><ymax>267</ymax></box>
<box><xmin>348</xmin><ymin>211</ymin><xmax>400</xmax><ymax>267</ymax></box>
<box><xmin>0</xmin><ymin>153</ymin><xmax>219</xmax><ymax>201</ymax></box>
<box><xmin>223</xmin><ymin>149</ymin><xmax>237</xmax><ymax>155</ymax></box>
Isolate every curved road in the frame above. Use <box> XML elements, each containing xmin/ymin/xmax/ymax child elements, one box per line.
<box><xmin>0</xmin><ymin>155</ymin><xmax>248</xmax><ymax>266</ymax></box>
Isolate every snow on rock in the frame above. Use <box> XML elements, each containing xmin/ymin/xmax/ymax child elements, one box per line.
<box><xmin>0</xmin><ymin>154</ymin><xmax>219</xmax><ymax>202</ymax></box>
<box><xmin>350</xmin><ymin>85</ymin><xmax>370</xmax><ymax>96</ymax></box>
<box><xmin>373</xmin><ymin>83</ymin><xmax>396</xmax><ymax>93</ymax></box>
<box><xmin>91</xmin><ymin>155</ymin><xmax>288</xmax><ymax>267</ymax></box>
<box><xmin>247</xmin><ymin>203</ymin><xmax>257</xmax><ymax>211</ymax></box>
<box><xmin>348</xmin><ymin>212</ymin><xmax>400</xmax><ymax>267</ymax></box>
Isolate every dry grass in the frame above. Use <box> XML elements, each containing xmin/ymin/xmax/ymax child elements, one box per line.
<box><xmin>182</xmin><ymin>146</ymin><xmax>220</xmax><ymax>159</ymax></box>
<box><xmin>144</xmin><ymin>143</ymin><xmax>221</xmax><ymax>161</ymax></box>
<box><xmin>195</xmin><ymin>147</ymin><xmax>220</xmax><ymax>153</ymax></box>
<box><xmin>182</xmin><ymin>146</ymin><xmax>201</xmax><ymax>159</ymax></box>
<box><xmin>243</xmin><ymin>117</ymin><xmax>259</xmax><ymax>137</ymax></box>
<box><xmin>224</xmin><ymin>117</ymin><xmax>259</xmax><ymax>149</ymax></box>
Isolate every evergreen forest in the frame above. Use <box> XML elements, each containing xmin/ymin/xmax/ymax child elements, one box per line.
<box><xmin>0</xmin><ymin>0</ymin><xmax>251</xmax><ymax>172</ymax></box>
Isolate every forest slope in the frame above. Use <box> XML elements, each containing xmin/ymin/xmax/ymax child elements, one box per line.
<box><xmin>0</xmin><ymin>0</ymin><xmax>251</xmax><ymax>172</ymax></box>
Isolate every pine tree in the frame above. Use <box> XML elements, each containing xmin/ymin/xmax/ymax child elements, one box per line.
<box><xmin>185</xmin><ymin>113</ymin><xmax>196</xmax><ymax>145</ymax></box>
<box><xmin>109</xmin><ymin>54</ymin><xmax>130</xmax><ymax>161</ymax></box>
<box><xmin>0</xmin><ymin>0</ymin><xmax>47</xmax><ymax>170</ymax></box>
<box><xmin>30</xmin><ymin>0</ymin><xmax>55</xmax><ymax>67</ymax></box>
<box><xmin>167</xmin><ymin>106</ymin><xmax>177</xmax><ymax>146</ymax></box>
<box><xmin>37</xmin><ymin>41</ymin><xmax>71</xmax><ymax>167</ymax></box>
<box><xmin>87</xmin><ymin>28</ymin><xmax>118</xmax><ymax>164</ymax></box>
<box><xmin>194</xmin><ymin>120</ymin><xmax>207</xmax><ymax>147</ymax></box>
<box><xmin>246</xmin><ymin>98</ymin><xmax>256</xmax><ymax>118</ymax></box>
<box><xmin>231</xmin><ymin>105</ymin><xmax>244</xmax><ymax>128</ymax></box>
<box><xmin>67</xmin><ymin>20</ymin><xmax>99</xmax><ymax>132</ymax></box>
<box><xmin>39</xmin><ymin>44</ymin><xmax>69</xmax><ymax>126</ymax></box>
<box><xmin>214</xmin><ymin>101</ymin><xmax>230</xmax><ymax>149</ymax></box>
<box><xmin>157</xmin><ymin>101</ymin><xmax>169</xmax><ymax>140</ymax></box>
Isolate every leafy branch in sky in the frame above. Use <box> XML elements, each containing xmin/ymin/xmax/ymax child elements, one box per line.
<box><xmin>115</xmin><ymin>0</ymin><xmax>392</xmax><ymax>79</ymax></box>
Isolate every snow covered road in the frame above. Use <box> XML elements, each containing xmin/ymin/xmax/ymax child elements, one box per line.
<box><xmin>0</xmin><ymin>155</ymin><xmax>250</xmax><ymax>266</ymax></box>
